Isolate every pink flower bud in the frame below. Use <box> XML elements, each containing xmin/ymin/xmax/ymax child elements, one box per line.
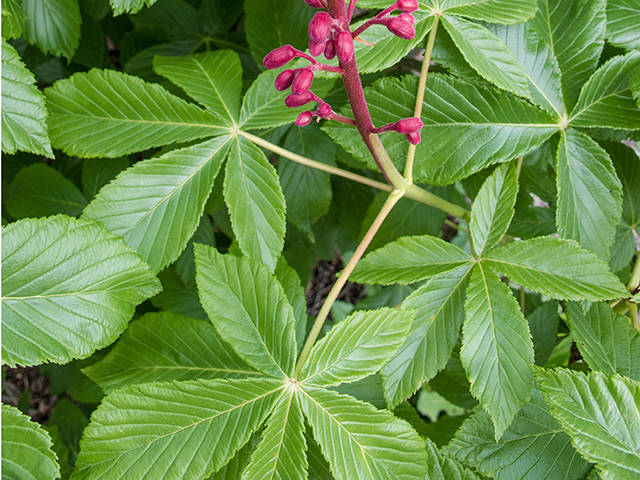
<box><xmin>398</xmin><ymin>13</ymin><xmax>416</xmax><ymax>25</ymax></box>
<box><xmin>324</xmin><ymin>38</ymin><xmax>336</xmax><ymax>60</ymax></box>
<box><xmin>396</xmin><ymin>0</ymin><xmax>419</xmax><ymax>12</ymax></box>
<box><xmin>309</xmin><ymin>12</ymin><xmax>332</xmax><ymax>43</ymax></box>
<box><xmin>296</xmin><ymin>111</ymin><xmax>314</xmax><ymax>126</ymax></box>
<box><xmin>304</xmin><ymin>0</ymin><xmax>324</xmax><ymax>8</ymax></box>
<box><xmin>291</xmin><ymin>68</ymin><xmax>314</xmax><ymax>95</ymax></box>
<box><xmin>406</xmin><ymin>131</ymin><xmax>421</xmax><ymax>145</ymax></box>
<box><xmin>396</xmin><ymin>117</ymin><xmax>423</xmax><ymax>134</ymax></box>
<box><xmin>286</xmin><ymin>92</ymin><xmax>316</xmax><ymax>108</ymax></box>
<box><xmin>317</xmin><ymin>102</ymin><xmax>332</xmax><ymax>117</ymax></box>
<box><xmin>275</xmin><ymin>69</ymin><xmax>296</xmax><ymax>91</ymax></box>
<box><xmin>263</xmin><ymin>45</ymin><xmax>297</xmax><ymax>69</ymax></box>
<box><xmin>387</xmin><ymin>17</ymin><xmax>416</xmax><ymax>40</ymax></box>
<box><xmin>336</xmin><ymin>31</ymin><xmax>354</xmax><ymax>64</ymax></box>
<box><xmin>309</xmin><ymin>39</ymin><xmax>326</xmax><ymax>57</ymax></box>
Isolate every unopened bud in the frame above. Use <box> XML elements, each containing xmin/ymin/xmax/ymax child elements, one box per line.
<box><xmin>396</xmin><ymin>0</ymin><xmax>419</xmax><ymax>12</ymax></box>
<box><xmin>317</xmin><ymin>102</ymin><xmax>332</xmax><ymax>117</ymax></box>
<box><xmin>291</xmin><ymin>68</ymin><xmax>314</xmax><ymax>95</ymax></box>
<box><xmin>396</xmin><ymin>117</ymin><xmax>423</xmax><ymax>134</ymax></box>
<box><xmin>304</xmin><ymin>0</ymin><xmax>324</xmax><ymax>8</ymax></box>
<box><xmin>275</xmin><ymin>69</ymin><xmax>296</xmax><ymax>91</ymax></box>
<box><xmin>336</xmin><ymin>31</ymin><xmax>354</xmax><ymax>63</ymax></box>
<box><xmin>286</xmin><ymin>92</ymin><xmax>316</xmax><ymax>108</ymax></box>
<box><xmin>296</xmin><ymin>111</ymin><xmax>314</xmax><ymax>126</ymax></box>
<box><xmin>406</xmin><ymin>131</ymin><xmax>421</xmax><ymax>145</ymax></box>
<box><xmin>387</xmin><ymin>17</ymin><xmax>416</xmax><ymax>40</ymax></box>
<box><xmin>398</xmin><ymin>13</ymin><xmax>416</xmax><ymax>25</ymax></box>
<box><xmin>309</xmin><ymin>39</ymin><xmax>326</xmax><ymax>57</ymax></box>
<box><xmin>309</xmin><ymin>12</ymin><xmax>332</xmax><ymax>43</ymax></box>
<box><xmin>263</xmin><ymin>45</ymin><xmax>297</xmax><ymax>69</ymax></box>
<box><xmin>324</xmin><ymin>38</ymin><xmax>336</xmax><ymax>60</ymax></box>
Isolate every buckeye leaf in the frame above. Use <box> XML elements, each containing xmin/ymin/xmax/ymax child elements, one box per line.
<box><xmin>274</xmin><ymin>257</ymin><xmax>308</xmax><ymax>352</ymax></box>
<box><xmin>1</xmin><ymin>39</ymin><xmax>53</xmax><ymax>158</ymax></box>
<box><xmin>2</xmin><ymin>216</ymin><xmax>161</xmax><ymax>367</ymax></box>
<box><xmin>425</xmin><ymin>437</ymin><xmax>478</xmax><ymax>480</ymax></box>
<box><xmin>484</xmin><ymin>237</ymin><xmax>628</xmax><ymax>301</ymax></box>
<box><xmin>299</xmin><ymin>308</ymin><xmax>415</xmax><ymax>388</ymax></box>
<box><xmin>82</xmin><ymin>136</ymin><xmax>231</xmax><ymax>273</ymax></box>
<box><xmin>83</xmin><ymin>312</ymin><xmax>261</xmax><ymax>394</ymax></box>
<box><xmin>45</xmin><ymin>69</ymin><xmax>226</xmax><ymax>158</ymax></box>
<box><xmin>241</xmin><ymin>389</ymin><xmax>307</xmax><ymax>480</ymax></box>
<box><xmin>569</xmin><ymin>52</ymin><xmax>640</xmax><ymax>130</ymax></box>
<box><xmin>440</xmin><ymin>0</ymin><xmax>539</xmax><ymax>25</ymax></box>
<box><xmin>470</xmin><ymin>162</ymin><xmax>518</xmax><ymax>256</ymax></box>
<box><xmin>606</xmin><ymin>0</ymin><xmax>640</xmax><ymax>51</ymax></box>
<box><xmin>351</xmin><ymin>234</ymin><xmax>473</xmax><ymax>285</ymax></box>
<box><xmin>633</xmin><ymin>66</ymin><xmax>640</xmax><ymax>109</ymax></box>
<box><xmin>536</xmin><ymin>369</ymin><xmax>640</xmax><ymax>479</ymax></box>
<box><xmin>300</xmin><ymin>386</ymin><xmax>428</xmax><ymax>480</ymax></box>
<box><xmin>442</xmin><ymin>15</ymin><xmax>531</xmax><ymax>99</ymax></box>
<box><xmin>2</xmin><ymin>405</ymin><xmax>60</xmax><ymax>480</ymax></box>
<box><xmin>381</xmin><ymin>265</ymin><xmax>472</xmax><ymax>408</ymax></box>
<box><xmin>21</xmin><ymin>0</ymin><xmax>81</xmax><ymax>59</ymax></box>
<box><xmin>2</xmin><ymin>0</ymin><xmax>27</xmax><ymax>40</ymax></box>
<box><xmin>606</xmin><ymin>141</ymin><xmax>640</xmax><ymax>226</ymax></box>
<box><xmin>194</xmin><ymin>245</ymin><xmax>297</xmax><ymax>378</ymax></box>
<box><xmin>556</xmin><ymin>129</ymin><xmax>623</xmax><ymax>261</ymax></box>
<box><xmin>460</xmin><ymin>262</ymin><xmax>534</xmax><ymax>439</ymax></box>
<box><xmin>110</xmin><ymin>0</ymin><xmax>158</xmax><ymax>15</ymax></box>
<box><xmin>224</xmin><ymin>137</ymin><xmax>286</xmax><ymax>271</ymax></box>
<box><xmin>566</xmin><ymin>302</ymin><xmax>640</xmax><ymax>381</ymax></box>
<box><xmin>154</xmin><ymin>51</ymin><xmax>243</xmax><ymax>125</ymax></box>
<box><xmin>447</xmin><ymin>389</ymin><xmax>591</xmax><ymax>480</ymax></box>
<box><xmin>73</xmin><ymin>378</ymin><xmax>284</xmax><ymax>480</ymax></box>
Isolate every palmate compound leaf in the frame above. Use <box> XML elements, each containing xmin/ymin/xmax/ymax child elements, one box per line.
<box><xmin>2</xmin><ymin>216</ymin><xmax>161</xmax><ymax>367</ymax></box>
<box><xmin>437</xmin><ymin>0</ymin><xmax>539</xmax><ymax>25</ymax></box>
<box><xmin>45</xmin><ymin>69</ymin><xmax>226</xmax><ymax>158</ymax></box>
<box><xmin>381</xmin><ymin>265</ymin><xmax>472</xmax><ymax>408</ymax></box>
<box><xmin>300</xmin><ymin>386</ymin><xmax>428</xmax><ymax>480</ymax></box>
<box><xmin>2</xmin><ymin>404</ymin><xmax>60</xmax><ymax>480</ymax></box>
<box><xmin>447</xmin><ymin>388</ymin><xmax>591</xmax><ymax>480</ymax></box>
<box><xmin>195</xmin><ymin>245</ymin><xmax>297</xmax><ymax>378</ymax></box>
<box><xmin>299</xmin><ymin>308</ymin><xmax>415</xmax><ymax>388</ymax></box>
<box><xmin>351</xmin><ymin>235</ymin><xmax>473</xmax><ymax>285</ymax></box>
<box><xmin>82</xmin><ymin>136</ymin><xmax>232</xmax><ymax>273</ymax></box>
<box><xmin>536</xmin><ymin>369</ymin><xmax>640</xmax><ymax>479</ymax></box>
<box><xmin>73</xmin><ymin>378</ymin><xmax>285</xmax><ymax>480</ymax></box>
<box><xmin>82</xmin><ymin>312</ymin><xmax>261</xmax><ymax>394</ymax></box>
<box><xmin>566</xmin><ymin>302</ymin><xmax>640</xmax><ymax>381</ymax></box>
<box><xmin>606</xmin><ymin>0</ymin><xmax>640</xmax><ymax>51</ymax></box>
<box><xmin>460</xmin><ymin>262</ymin><xmax>534</xmax><ymax>440</ymax></box>
<box><xmin>483</xmin><ymin>236</ymin><xmax>629</xmax><ymax>301</ymax></box>
<box><xmin>470</xmin><ymin>162</ymin><xmax>518</xmax><ymax>256</ymax></box>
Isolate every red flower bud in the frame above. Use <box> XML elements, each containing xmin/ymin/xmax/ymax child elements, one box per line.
<box><xmin>291</xmin><ymin>68</ymin><xmax>314</xmax><ymax>95</ymax></box>
<box><xmin>336</xmin><ymin>31</ymin><xmax>354</xmax><ymax>64</ymax></box>
<box><xmin>398</xmin><ymin>13</ymin><xmax>416</xmax><ymax>25</ymax></box>
<box><xmin>263</xmin><ymin>45</ymin><xmax>297</xmax><ymax>69</ymax></box>
<box><xmin>406</xmin><ymin>131</ymin><xmax>421</xmax><ymax>145</ymax></box>
<box><xmin>275</xmin><ymin>69</ymin><xmax>296</xmax><ymax>91</ymax></box>
<box><xmin>286</xmin><ymin>92</ymin><xmax>316</xmax><ymax>108</ymax></box>
<box><xmin>309</xmin><ymin>12</ymin><xmax>332</xmax><ymax>43</ymax></box>
<box><xmin>396</xmin><ymin>0</ymin><xmax>419</xmax><ymax>12</ymax></box>
<box><xmin>304</xmin><ymin>0</ymin><xmax>324</xmax><ymax>8</ymax></box>
<box><xmin>324</xmin><ymin>38</ymin><xmax>336</xmax><ymax>60</ymax></box>
<box><xmin>396</xmin><ymin>117</ymin><xmax>423</xmax><ymax>134</ymax></box>
<box><xmin>309</xmin><ymin>39</ymin><xmax>326</xmax><ymax>57</ymax></box>
<box><xmin>387</xmin><ymin>17</ymin><xmax>416</xmax><ymax>40</ymax></box>
<box><xmin>296</xmin><ymin>111</ymin><xmax>314</xmax><ymax>126</ymax></box>
<box><xmin>317</xmin><ymin>102</ymin><xmax>332</xmax><ymax>117</ymax></box>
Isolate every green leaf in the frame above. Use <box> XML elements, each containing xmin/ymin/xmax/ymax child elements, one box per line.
<box><xmin>470</xmin><ymin>162</ymin><xmax>518</xmax><ymax>256</ymax></box>
<box><xmin>442</xmin><ymin>15</ymin><xmax>530</xmax><ymax>98</ymax></box>
<box><xmin>606</xmin><ymin>0</ymin><xmax>640</xmax><ymax>51</ymax></box>
<box><xmin>7</xmin><ymin>163</ymin><xmax>88</xmax><ymax>219</ymax></box>
<box><xmin>300</xmin><ymin>386</ymin><xmax>428</xmax><ymax>480</ymax></box>
<box><xmin>241</xmin><ymin>390</ymin><xmax>307</xmax><ymax>480</ymax></box>
<box><xmin>45</xmin><ymin>69</ymin><xmax>225</xmax><ymax>158</ymax></box>
<box><xmin>110</xmin><ymin>0</ymin><xmax>157</xmax><ymax>15</ymax></box>
<box><xmin>274</xmin><ymin>257</ymin><xmax>308</xmax><ymax>353</ymax></box>
<box><xmin>556</xmin><ymin>129</ymin><xmax>623</xmax><ymax>261</ymax></box>
<box><xmin>425</xmin><ymin>437</ymin><xmax>478</xmax><ymax>480</ymax></box>
<box><xmin>447</xmin><ymin>389</ymin><xmax>591</xmax><ymax>480</ymax></box>
<box><xmin>195</xmin><ymin>245</ymin><xmax>297</xmax><ymax>378</ymax></box>
<box><xmin>73</xmin><ymin>378</ymin><xmax>284</xmax><ymax>480</ymax></box>
<box><xmin>609</xmin><ymin>222</ymin><xmax>637</xmax><ymax>273</ymax></box>
<box><xmin>381</xmin><ymin>266</ymin><xmax>472</xmax><ymax>408</ymax></box>
<box><xmin>21</xmin><ymin>0</ymin><xmax>81</xmax><ymax>59</ymax></box>
<box><xmin>460</xmin><ymin>262</ymin><xmax>534</xmax><ymax>439</ymax></box>
<box><xmin>632</xmin><ymin>66</ymin><xmax>640</xmax><ymax>109</ymax></box>
<box><xmin>530</xmin><ymin>0</ymin><xmax>606</xmax><ymax>111</ymax></box>
<box><xmin>300</xmin><ymin>308</ymin><xmax>415</xmax><ymax>388</ymax></box>
<box><xmin>82</xmin><ymin>156</ymin><xmax>131</xmax><ymax>200</ymax></box>
<box><xmin>569</xmin><ymin>52</ymin><xmax>640</xmax><ymax>130</ymax></box>
<box><xmin>2</xmin><ymin>216</ymin><xmax>161</xmax><ymax>367</ymax></box>
<box><xmin>207</xmin><ymin>433</ymin><xmax>259</xmax><ymax>480</ymax></box>
<box><xmin>224</xmin><ymin>137</ymin><xmax>286</xmax><ymax>270</ymax></box>
<box><xmin>154</xmin><ymin>51</ymin><xmax>243</xmax><ymax>125</ymax></box>
<box><xmin>606</xmin><ymin>140</ymin><xmax>640</xmax><ymax>227</ymax></box>
<box><xmin>566</xmin><ymin>302</ymin><xmax>640</xmax><ymax>381</ymax></box>
<box><xmin>83</xmin><ymin>312</ymin><xmax>261</xmax><ymax>393</ymax></box>
<box><xmin>2</xmin><ymin>404</ymin><xmax>60</xmax><ymax>480</ymax></box>
<box><xmin>536</xmin><ymin>369</ymin><xmax>640</xmax><ymax>479</ymax></box>
<box><xmin>527</xmin><ymin>301</ymin><xmax>559</xmax><ymax>366</ymax></box>
<box><xmin>484</xmin><ymin>236</ymin><xmax>629</xmax><ymax>301</ymax></box>
<box><xmin>2</xmin><ymin>0</ymin><xmax>27</xmax><ymax>40</ymax></box>
<box><xmin>351</xmin><ymin>235</ymin><xmax>473</xmax><ymax>285</ymax></box>
<box><xmin>440</xmin><ymin>0</ymin><xmax>539</xmax><ymax>25</ymax></box>
<box><xmin>82</xmin><ymin>136</ymin><xmax>231</xmax><ymax>272</ymax></box>
<box><xmin>1</xmin><ymin>39</ymin><xmax>53</xmax><ymax>158</ymax></box>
